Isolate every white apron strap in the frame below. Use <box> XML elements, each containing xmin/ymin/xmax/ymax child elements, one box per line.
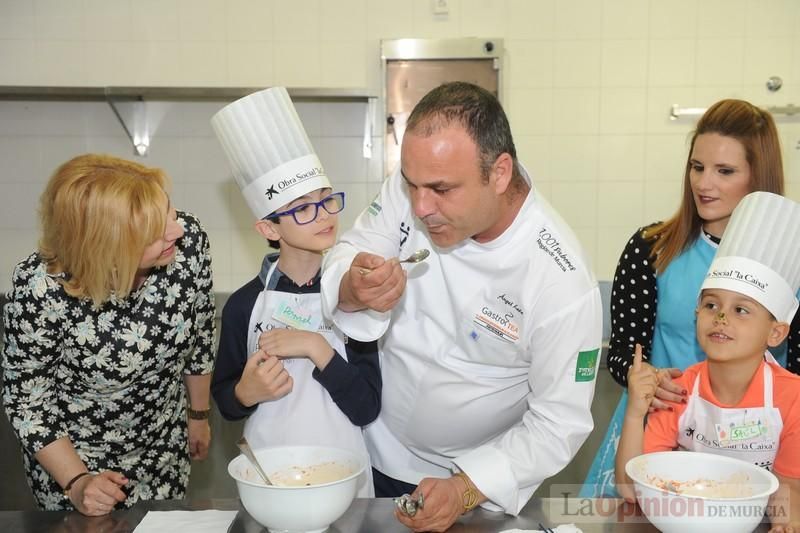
<box><xmin>689</xmin><ymin>373</ymin><xmax>701</xmax><ymax>400</ymax></box>
<box><xmin>764</xmin><ymin>362</ymin><xmax>774</xmax><ymax>409</ymax></box>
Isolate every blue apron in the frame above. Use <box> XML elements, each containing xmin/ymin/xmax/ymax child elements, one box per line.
<box><xmin>579</xmin><ymin>234</ymin><xmax>789</xmax><ymax>497</ymax></box>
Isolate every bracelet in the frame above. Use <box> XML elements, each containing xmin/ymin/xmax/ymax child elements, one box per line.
<box><xmin>187</xmin><ymin>407</ymin><xmax>211</xmax><ymax>420</ymax></box>
<box><xmin>63</xmin><ymin>471</ymin><xmax>91</xmax><ymax>498</ymax></box>
<box><xmin>453</xmin><ymin>472</ymin><xmax>479</xmax><ymax>512</ymax></box>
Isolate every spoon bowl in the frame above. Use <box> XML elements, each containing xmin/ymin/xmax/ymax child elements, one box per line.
<box><xmin>402</xmin><ymin>248</ymin><xmax>430</xmax><ymax>264</ymax></box>
<box><xmin>359</xmin><ymin>248</ymin><xmax>430</xmax><ymax>275</ymax></box>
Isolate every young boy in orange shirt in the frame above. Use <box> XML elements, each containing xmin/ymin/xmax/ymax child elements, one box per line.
<box><xmin>615</xmin><ymin>192</ymin><xmax>800</xmax><ymax>531</ymax></box>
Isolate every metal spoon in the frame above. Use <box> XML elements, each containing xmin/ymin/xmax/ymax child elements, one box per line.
<box><xmin>237</xmin><ymin>437</ymin><xmax>273</xmax><ymax>486</ymax></box>
<box><xmin>359</xmin><ymin>249</ymin><xmax>430</xmax><ymax>275</ymax></box>
<box><xmin>394</xmin><ymin>492</ymin><xmax>424</xmax><ymax>517</ymax></box>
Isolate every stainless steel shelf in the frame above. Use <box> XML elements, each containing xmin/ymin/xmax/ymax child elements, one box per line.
<box><xmin>0</xmin><ymin>86</ymin><xmax>376</xmax><ymax>102</ymax></box>
<box><xmin>0</xmin><ymin>86</ymin><xmax>377</xmax><ymax>157</ymax></box>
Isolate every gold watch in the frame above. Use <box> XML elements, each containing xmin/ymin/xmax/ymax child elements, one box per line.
<box><xmin>187</xmin><ymin>407</ymin><xmax>211</xmax><ymax>420</ymax></box>
<box><xmin>453</xmin><ymin>472</ymin><xmax>479</xmax><ymax>512</ymax></box>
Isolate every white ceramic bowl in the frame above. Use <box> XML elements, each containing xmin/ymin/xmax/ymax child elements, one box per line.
<box><xmin>626</xmin><ymin>451</ymin><xmax>779</xmax><ymax>533</ymax></box>
<box><xmin>228</xmin><ymin>445</ymin><xmax>367</xmax><ymax>533</ymax></box>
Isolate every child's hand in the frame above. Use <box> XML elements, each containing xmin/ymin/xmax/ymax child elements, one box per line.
<box><xmin>626</xmin><ymin>344</ymin><xmax>660</xmax><ymax>419</ymax></box>
<box><xmin>258</xmin><ymin>329</ymin><xmax>335</xmax><ymax>370</ymax></box>
<box><xmin>235</xmin><ymin>349</ymin><xmax>293</xmax><ymax>407</ymax></box>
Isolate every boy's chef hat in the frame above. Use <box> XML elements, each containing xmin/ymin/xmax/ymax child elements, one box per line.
<box><xmin>701</xmin><ymin>191</ymin><xmax>800</xmax><ymax>322</ymax></box>
<box><xmin>211</xmin><ymin>87</ymin><xmax>331</xmax><ymax>219</ymax></box>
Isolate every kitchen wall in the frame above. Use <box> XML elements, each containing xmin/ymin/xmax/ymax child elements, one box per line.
<box><xmin>1</xmin><ymin>0</ymin><xmax>800</xmax><ymax>292</ymax></box>
<box><xmin>0</xmin><ymin>98</ymin><xmax>378</xmax><ymax>294</ymax></box>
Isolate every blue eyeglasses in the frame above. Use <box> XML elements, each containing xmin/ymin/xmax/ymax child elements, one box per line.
<box><xmin>265</xmin><ymin>192</ymin><xmax>345</xmax><ymax>225</ymax></box>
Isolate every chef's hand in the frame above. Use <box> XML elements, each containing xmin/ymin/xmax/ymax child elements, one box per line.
<box><xmin>626</xmin><ymin>344</ymin><xmax>661</xmax><ymax>418</ymax></box>
<box><xmin>258</xmin><ymin>329</ymin><xmax>334</xmax><ymax>370</ymax></box>
<box><xmin>338</xmin><ymin>252</ymin><xmax>406</xmax><ymax>313</ymax></box>
<box><xmin>394</xmin><ymin>475</ymin><xmax>485</xmax><ymax>532</ymax></box>
<box><xmin>235</xmin><ymin>349</ymin><xmax>293</xmax><ymax>407</ymax></box>
<box><xmin>187</xmin><ymin>418</ymin><xmax>211</xmax><ymax>460</ymax></box>
<box><xmin>68</xmin><ymin>471</ymin><xmax>127</xmax><ymax>516</ymax></box>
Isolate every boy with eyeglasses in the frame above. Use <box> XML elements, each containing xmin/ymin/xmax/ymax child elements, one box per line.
<box><xmin>209</xmin><ymin>88</ymin><xmax>380</xmax><ymax>497</ymax></box>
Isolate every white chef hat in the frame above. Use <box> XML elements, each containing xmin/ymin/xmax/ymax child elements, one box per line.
<box><xmin>701</xmin><ymin>191</ymin><xmax>800</xmax><ymax>322</ymax></box>
<box><xmin>211</xmin><ymin>87</ymin><xmax>331</xmax><ymax>220</ymax></box>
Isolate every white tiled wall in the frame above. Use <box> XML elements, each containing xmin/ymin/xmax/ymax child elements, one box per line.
<box><xmin>0</xmin><ymin>99</ymin><xmax>379</xmax><ymax>293</ymax></box>
<box><xmin>1</xmin><ymin>0</ymin><xmax>800</xmax><ymax>293</ymax></box>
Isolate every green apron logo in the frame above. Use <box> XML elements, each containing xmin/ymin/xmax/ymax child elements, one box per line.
<box><xmin>575</xmin><ymin>348</ymin><xmax>599</xmax><ymax>382</ymax></box>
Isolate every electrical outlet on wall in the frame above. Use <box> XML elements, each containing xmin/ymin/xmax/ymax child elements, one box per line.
<box><xmin>432</xmin><ymin>0</ymin><xmax>449</xmax><ymax>15</ymax></box>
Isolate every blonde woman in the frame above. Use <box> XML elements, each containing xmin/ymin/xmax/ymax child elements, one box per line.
<box><xmin>2</xmin><ymin>154</ymin><xmax>215</xmax><ymax>514</ymax></box>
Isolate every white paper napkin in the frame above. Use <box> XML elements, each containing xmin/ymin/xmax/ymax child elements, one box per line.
<box><xmin>133</xmin><ymin>510</ymin><xmax>238</xmax><ymax>533</ymax></box>
<box><xmin>500</xmin><ymin>524</ymin><xmax>583</xmax><ymax>533</ymax></box>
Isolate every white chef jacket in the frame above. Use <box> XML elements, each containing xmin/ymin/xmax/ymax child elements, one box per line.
<box><xmin>320</xmin><ymin>164</ymin><xmax>603</xmax><ymax>515</ymax></box>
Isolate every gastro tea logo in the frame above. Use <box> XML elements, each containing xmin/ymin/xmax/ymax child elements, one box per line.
<box><xmin>473</xmin><ymin>305</ymin><xmax>520</xmax><ymax>343</ymax></box>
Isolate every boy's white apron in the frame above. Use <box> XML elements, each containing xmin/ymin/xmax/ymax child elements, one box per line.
<box><xmin>677</xmin><ymin>360</ymin><xmax>782</xmax><ymax>470</ymax></box>
<box><xmin>244</xmin><ymin>260</ymin><xmax>373</xmax><ymax>496</ymax></box>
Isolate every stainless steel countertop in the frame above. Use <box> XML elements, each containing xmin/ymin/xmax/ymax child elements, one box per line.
<box><xmin>0</xmin><ymin>498</ymin><xmax>670</xmax><ymax>532</ymax></box>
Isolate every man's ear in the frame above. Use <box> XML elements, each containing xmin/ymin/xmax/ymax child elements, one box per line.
<box><xmin>767</xmin><ymin>321</ymin><xmax>790</xmax><ymax>348</ymax></box>
<box><xmin>255</xmin><ymin>219</ymin><xmax>281</xmax><ymax>243</ymax></box>
<box><xmin>490</xmin><ymin>152</ymin><xmax>514</xmax><ymax>195</ymax></box>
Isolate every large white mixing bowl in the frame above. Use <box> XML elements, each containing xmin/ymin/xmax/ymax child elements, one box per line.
<box><xmin>626</xmin><ymin>451</ymin><xmax>779</xmax><ymax>533</ymax></box>
<box><xmin>228</xmin><ymin>445</ymin><xmax>367</xmax><ymax>533</ymax></box>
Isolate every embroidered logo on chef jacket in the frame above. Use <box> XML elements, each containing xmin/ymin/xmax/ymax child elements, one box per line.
<box><xmin>575</xmin><ymin>348</ymin><xmax>599</xmax><ymax>382</ymax></box>
<box><xmin>536</xmin><ymin>227</ymin><xmax>577</xmax><ymax>273</ymax></box>
<box><xmin>497</xmin><ymin>293</ymin><xmax>525</xmax><ymax>315</ymax></box>
<box><xmin>367</xmin><ymin>194</ymin><xmax>382</xmax><ymax>216</ymax></box>
<box><xmin>399</xmin><ymin>221</ymin><xmax>410</xmax><ymax>248</ymax></box>
<box><xmin>473</xmin><ymin>305</ymin><xmax>520</xmax><ymax>343</ymax></box>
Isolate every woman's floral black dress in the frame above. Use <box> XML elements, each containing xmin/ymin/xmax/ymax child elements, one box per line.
<box><xmin>2</xmin><ymin>211</ymin><xmax>215</xmax><ymax>510</ymax></box>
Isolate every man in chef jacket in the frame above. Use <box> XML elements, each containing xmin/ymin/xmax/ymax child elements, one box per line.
<box><xmin>320</xmin><ymin>81</ymin><xmax>602</xmax><ymax>531</ymax></box>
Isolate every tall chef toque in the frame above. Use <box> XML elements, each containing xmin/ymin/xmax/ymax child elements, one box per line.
<box><xmin>701</xmin><ymin>191</ymin><xmax>800</xmax><ymax>323</ymax></box>
<box><xmin>211</xmin><ymin>87</ymin><xmax>331</xmax><ymax>220</ymax></box>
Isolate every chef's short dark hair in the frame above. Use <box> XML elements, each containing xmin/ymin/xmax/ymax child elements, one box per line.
<box><xmin>405</xmin><ymin>81</ymin><xmax>520</xmax><ymax>182</ymax></box>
